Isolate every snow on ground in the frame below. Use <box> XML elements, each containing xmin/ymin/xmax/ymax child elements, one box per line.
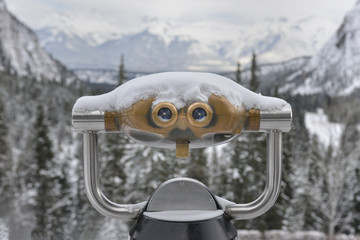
<box><xmin>73</xmin><ymin>72</ymin><xmax>288</xmax><ymax>114</ymax></box>
<box><xmin>96</xmin><ymin>218</ymin><xmax>130</xmax><ymax>240</ymax></box>
<box><xmin>0</xmin><ymin>219</ymin><xmax>9</xmax><ymax>240</ymax></box>
<box><xmin>237</xmin><ymin>230</ymin><xmax>360</xmax><ymax>240</ymax></box>
<box><xmin>304</xmin><ymin>109</ymin><xmax>343</xmax><ymax>148</ymax></box>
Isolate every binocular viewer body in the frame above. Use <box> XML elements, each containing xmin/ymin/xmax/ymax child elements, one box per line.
<box><xmin>72</xmin><ymin>72</ymin><xmax>292</xmax><ymax>239</ymax></box>
<box><xmin>73</xmin><ymin>72</ymin><xmax>291</xmax><ymax>157</ymax></box>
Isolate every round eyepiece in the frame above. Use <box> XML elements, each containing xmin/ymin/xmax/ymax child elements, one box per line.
<box><xmin>152</xmin><ymin>103</ymin><xmax>178</xmax><ymax>127</ymax></box>
<box><xmin>158</xmin><ymin>108</ymin><xmax>172</xmax><ymax>122</ymax></box>
<box><xmin>187</xmin><ymin>103</ymin><xmax>213</xmax><ymax>127</ymax></box>
<box><xmin>192</xmin><ymin>108</ymin><xmax>207</xmax><ymax>122</ymax></box>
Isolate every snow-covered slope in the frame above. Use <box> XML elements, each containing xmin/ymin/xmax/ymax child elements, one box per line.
<box><xmin>36</xmin><ymin>13</ymin><xmax>333</xmax><ymax>72</ymax></box>
<box><xmin>281</xmin><ymin>1</ymin><xmax>360</xmax><ymax>96</ymax></box>
<box><xmin>305</xmin><ymin>109</ymin><xmax>343</xmax><ymax>148</ymax></box>
<box><xmin>0</xmin><ymin>0</ymin><xmax>76</xmax><ymax>84</ymax></box>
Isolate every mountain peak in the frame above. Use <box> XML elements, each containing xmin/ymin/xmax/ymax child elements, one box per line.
<box><xmin>0</xmin><ymin>0</ymin><xmax>6</xmax><ymax>11</ymax></box>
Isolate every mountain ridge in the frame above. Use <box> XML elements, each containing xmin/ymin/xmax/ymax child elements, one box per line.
<box><xmin>281</xmin><ymin>1</ymin><xmax>360</xmax><ymax>96</ymax></box>
<box><xmin>0</xmin><ymin>0</ymin><xmax>76</xmax><ymax>85</ymax></box>
<box><xmin>35</xmin><ymin>13</ymin><xmax>336</xmax><ymax>72</ymax></box>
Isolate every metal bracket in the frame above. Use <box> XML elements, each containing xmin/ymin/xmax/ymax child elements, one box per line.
<box><xmin>83</xmin><ymin>131</ymin><xmax>143</xmax><ymax>220</ymax></box>
<box><xmin>225</xmin><ymin>130</ymin><xmax>282</xmax><ymax>220</ymax></box>
<box><xmin>82</xmin><ymin>130</ymin><xmax>283</xmax><ymax>221</ymax></box>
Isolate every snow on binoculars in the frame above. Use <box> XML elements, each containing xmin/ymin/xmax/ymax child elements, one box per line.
<box><xmin>72</xmin><ymin>72</ymin><xmax>292</xmax><ymax>240</ymax></box>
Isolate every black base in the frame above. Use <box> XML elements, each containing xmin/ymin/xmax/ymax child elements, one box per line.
<box><xmin>129</xmin><ymin>213</ymin><xmax>237</xmax><ymax>240</ymax></box>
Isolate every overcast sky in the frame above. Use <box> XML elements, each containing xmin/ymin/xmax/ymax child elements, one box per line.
<box><xmin>7</xmin><ymin>0</ymin><xmax>357</xmax><ymax>32</ymax></box>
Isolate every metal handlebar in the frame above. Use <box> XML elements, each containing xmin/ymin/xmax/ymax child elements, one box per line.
<box><xmin>225</xmin><ymin>131</ymin><xmax>282</xmax><ymax>219</ymax></box>
<box><xmin>83</xmin><ymin>131</ymin><xmax>143</xmax><ymax>220</ymax></box>
<box><xmin>81</xmin><ymin>129</ymin><xmax>283</xmax><ymax>220</ymax></box>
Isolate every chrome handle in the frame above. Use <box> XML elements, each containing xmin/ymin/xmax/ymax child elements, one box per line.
<box><xmin>225</xmin><ymin>131</ymin><xmax>282</xmax><ymax>219</ymax></box>
<box><xmin>83</xmin><ymin>131</ymin><xmax>144</xmax><ymax>219</ymax></box>
<box><xmin>82</xmin><ymin>130</ymin><xmax>283</xmax><ymax>220</ymax></box>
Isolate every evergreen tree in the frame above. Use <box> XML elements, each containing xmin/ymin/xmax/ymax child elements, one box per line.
<box><xmin>286</xmin><ymin>110</ymin><xmax>312</xmax><ymax>231</ymax></box>
<box><xmin>228</xmin><ymin>136</ymin><xmax>246</xmax><ymax>203</ymax></box>
<box><xmin>124</xmin><ymin>144</ymin><xmax>179</xmax><ymax>202</ymax></box>
<box><xmin>263</xmin><ymin>129</ymin><xmax>296</xmax><ymax>230</ymax></box>
<box><xmin>31</xmin><ymin>105</ymin><xmax>55</xmax><ymax>239</ymax></box>
<box><xmin>29</xmin><ymin>105</ymin><xmax>72</xmax><ymax>239</ymax></box>
<box><xmin>0</xmin><ymin>95</ymin><xmax>12</xmax><ymax>200</ymax></box>
<box><xmin>249</xmin><ymin>52</ymin><xmax>259</xmax><ymax>92</ymax></box>
<box><xmin>235</xmin><ymin>61</ymin><xmax>242</xmax><ymax>85</ymax></box>
<box><xmin>273</xmin><ymin>85</ymin><xmax>279</xmax><ymax>97</ymax></box>
<box><xmin>187</xmin><ymin>148</ymin><xmax>209</xmax><ymax>185</ymax></box>
<box><xmin>48</xmin><ymin>160</ymin><xmax>72</xmax><ymax>239</ymax></box>
<box><xmin>228</xmin><ymin>135</ymin><xmax>248</xmax><ymax>229</ymax></box>
<box><xmin>247</xmin><ymin>133</ymin><xmax>271</xmax><ymax>231</ymax></box>
<box><xmin>337</xmin><ymin>113</ymin><xmax>360</xmax><ymax>234</ymax></box>
<box><xmin>118</xmin><ymin>54</ymin><xmax>126</xmax><ymax>86</ymax></box>
<box><xmin>354</xmin><ymin>168</ymin><xmax>360</xmax><ymax>234</ymax></box>
<box><xmin>148</xmin><ymin>148</ymin><xmax>182</xmax><ymax>190</ymax></box>
<box><xmin>308</xmin><ymin>135</ymin><xmax>323</xmax><ymax>185</ymax></box>
<box><xmin>208</xmin><ymin>146</ymin><xmax>231</xmax><ymax>199</ymax></box>
<box><xmin>229</xmin><ymin>132</ymin><xmax>267</xmax><ymax>230</ymax></box>
<box><xmin>72</xmin><ymin>139</ymin><xmax>97</xmax><ymax>238</ymax></box>
<box><xmin>303</xmin><ymin>135</ymin><xmax>324</xmax><ymax>231</ymax></box>
<box><xmin>101</xmin><ymin>133</ymin><xmax>129</xmax><ymax>202</ymax></box>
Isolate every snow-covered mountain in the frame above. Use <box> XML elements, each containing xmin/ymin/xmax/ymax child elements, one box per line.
<box><xmin>35</xmin><ymin>13</ymin><xmax>335</xmax><ymax>72</ymax></box>
<box><xmin>281</xmin><ymin>1</ymin><xmax>360</xmax><ymax>96</ymax></box>
<box><xmin>0</xmin><ymin>0</ymin><xmax>76</xmax><ymax>84</ymax></box>
<box><xmin>223</xmin><ymin>17</ymin><xmax>334</xmax><ymax>64</ymax></box>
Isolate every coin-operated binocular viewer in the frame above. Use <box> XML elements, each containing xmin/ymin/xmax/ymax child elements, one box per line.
<box><xmin>72</xmin><ymin>72</ymin><xmax>292</xmax><ymax>240</ymax></box>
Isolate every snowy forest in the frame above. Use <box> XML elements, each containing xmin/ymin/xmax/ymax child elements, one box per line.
<box><xmin>1</xmin><ymin>0</ymin><xmax>360</xmax><ymax>239</ymax></box>
<box><xmin>0</xmin><ymin>56</ymin><xmax>360</xmax><ymax>239</ymax></box>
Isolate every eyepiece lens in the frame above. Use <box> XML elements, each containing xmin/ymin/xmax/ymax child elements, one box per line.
<box><xmin>158</xmin><ymin>108</ymin><xmax>172</xmax><ymax>122</ymax></box>
<box><xmin>192</xmin><ymin>108</ymin><xmax>207</xmax><ymax>122</ymax></box>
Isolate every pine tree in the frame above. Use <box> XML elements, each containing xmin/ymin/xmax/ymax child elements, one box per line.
<box><xmin>118</xmin><ymin>54</ymin><xmax>126</xmax><ymax>86</ymax></box>
<box><xmin>337</xmin><ymin>113</ymin><xmax>360</xmax><ymax>234</ymax></box>
<box><xmin>228</xmin><ymin>135</ymin><xmax>248</xmax><ymax>229</ymax></box>
<box><xmin>285</xmin><ymin>110</ymin><xmax>312</xmax><ymax>231</ymax></box>
<box><xmin>229</xmin><ymin>136</ymin><xmax>246</xmax><ymax>203</ymax></box>
<box><xmin>246</xmin><ymin>133</ymin><xmax>269</xmax><ymax>231</ymax></box>
<box><xmin>273</xmin><ymin>85</ymin><xmax>279</xmax><ymax>97</ymax></box>
<box><xmin>31</xmin><ymin>105</ymin><xmax>55</xmax><ymax>239</ymax></box>
<box><xmin>354</xmin><ymin>168</ymin><xmax>360</xmax><ymax>234</ymax></box>
<box><xmin>308</xmin><ymin>135</ymin><xmax>323</xmax><ymax>185</ymax></box>
<box><xmin>28</xmin><ymin>105</ymin><xmax>72</xmax><ymax>239</ymax></box>
<box><xmin>208</xmin><ymin>146</ymin><xmax>231</xmax><ymax>199</ymax></box>
<box><xmin>72</xmin><ymin>138</ymin><xmax>97</xmax><ymax>238</ymax></box>
<box><xmin>101</xmin><ymin>133</ymin><xmax>129</xmax><ymax>202</ymax></box>
<box><xmin>235</xmin><ymin>61</ymin><xmax>242</xmax><ymax>85</ymax></box>
<box><xmin>263</xmin><ymin>129</ymin><xmax>295</xmax><ymax>230</ymax></box>
<box><xmin>303</xmin><ymin>135</ymin><xmax>324</xmax><ymax>231</ymax></box>
<box><xmin>187</xmin><ymin>148</ymin><xmax>209</xmax><ymax>185</ymax></box>
<box><xmin>229</xmin><ymin>132</ymin><xmax>267</xmax><ymax>230</ymax></box>
<box><xmin>49</xmin><ymin>152</ymin><xmax>73</xmax><ymax>239</ymax></box>
<box><xmin>249</xmin><ymin>52</ymin><xmax>259</xmax><ymax>92</ymax></box>
<box><xmin>148</xmin><ymin>148</ymin><xmax>182</xmax><ymax>191</ymax></box>
<box><xmin>0</xmin><ymin>95</ymin><xmax>12</xmax><ymax>200</ymax></box>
